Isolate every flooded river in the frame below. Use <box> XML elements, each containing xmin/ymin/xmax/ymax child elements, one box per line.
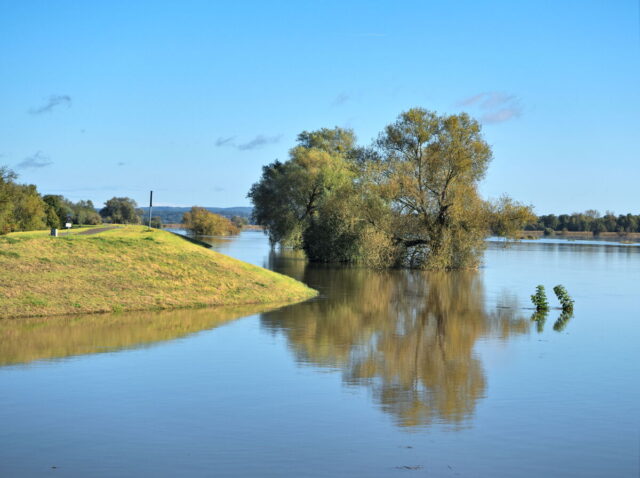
<box><xmin>0</xmin><ymin>231</ymin><xmax>638</xmax><ymax>476</ymax></box>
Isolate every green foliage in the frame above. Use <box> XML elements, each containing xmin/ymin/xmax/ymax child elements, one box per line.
<box><xmin>43</xmin><ymin>195</ymin><xmax>73</xmax><ymax>227</ymax></box>
<box><xmin>0</xmin><ymin>167</ymin><xmax>48</xmax><ymax>234</ymax></box>
<box><xmin>530</xmin><ymin>211</ymin><xmax>640</xmax><ymax>234</ymax></box>
<box><xmin>44</xmin><ymin>204</ymin><xmax>60</xmax><ymax>228</ymax></box>
<box><xmin>41</xmin><ymin>196</ymin><xmax>101</xmax><ymax>227</ymax></box>
<box><xmin>530</xmin><ymin>285</ymin><xmax>574</xmax><ymax>333</ymax></box>
<box><xmin>531</xmin><ymin>285</ymin><xmax>550</xmax><ymax>311</ymax></box>
<box><xmin>72</xmin><ymin>200</ymin><xmax>102</xmax><ymax>225</ymax></box>
<box><xmin>182</xmin><ymin>206</ymin><xmax>240</xmax><ymax>236</ymax></box>
<box><xmin>248</xmin><ymin>127</ymin><xmax>358</xmax><ymax>249</ymax></box>
<box><xmin>553</xmin><ymin>284</ymin><xmax>574</xmax><ymax>311</ymax></box>
<box><xmin>296</xmin><ymin>127</ymin><xmax>357</xmax><ymax>156</ymax></box>
<box><xmin>249</xmin><ymin>110</ymin><xmax>534</xmax><ymax>270</ymax></box>
<box><xmin>99</xmin><ymin>197</ymin><xmax>140</xmax><ymax>224</ymax></box>
<box><xmin>230</xmin><ymin>215</ymin><xmax>248</xmax><ymax>228</ymax></box>
<box><xmin>488</xmin><ymin>196</ymin><xmax>536</xmax><ymax>239</ymax></box>
<box><xmin>148</xmin><ymin>216</ymin><xmax>163</xmax><ymax>229</ymax></box>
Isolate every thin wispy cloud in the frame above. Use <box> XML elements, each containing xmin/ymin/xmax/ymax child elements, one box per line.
<box><xmin>457</xmin><ymin>91</ymin><xmax>522</xmax><ymax>124</ymax></box>
<box><xmin>16</xmin><ymin>151</ymin><xmax>53</xmax><ymax>169</ymax></box>
<box><xmin>238</xmin><ymin>135</ymin><xmax>281</xmax><ymax>150</ymax></box>
<box><xmin>215</xmin><ymin>136</ymin><xmax>235</xmax><ymax>147</ymax></box>
<box><xmin>332</xmin><ymin>93</ymin><xmax>350</xmax><ymax>106</ymax></box>
<box><xmin>482</xmin><ymin>108</ymin><xmax>521</xmax><ymax>124</ymax></box>
<box><xmin>29</xmin><ymin>95</ymin><xmax>72</xmax><ymax>114</ymax></box>
<box><xmin>216</xmin><ymin>134</ymin><xmax>282</xmax><ymax>151</ymax></box>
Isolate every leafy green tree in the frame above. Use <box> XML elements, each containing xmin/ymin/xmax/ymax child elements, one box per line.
<box><xmin>42</xmin><ymin>195</ymin><xmax>73</xmax><ymax>227</ymax></box>
<box><xmin>43</xmin><ymin>195</ymin><xmax>102</xmax><ymax>227</ymax></box>
<box><xmin>99</xmin><ymin>197</ymin><xmax>141</xmax><ymax>224</ymax></box>
<box><xmin>0</xmin><ymin>167</ymin><xmax>18</xmax><ymax>234</ymax></box>
<box><xmin>249</xmin><ymin>111</ymin><xmax>534</xmax><ymax>270</ymax></box>
<box><xmin>72</xmin><ymin>200</ymin><xmax>102</xmax><ymax>225</ymax></box>
<box><xmin>44</xmin><ymin>204</ymin><xmax>60</xmax><ymax>228</ymax></box>
<box><xmin>296</xmin><ymin>127</ymin><xmax>357</xmax><ymax>156</ymax></box>
<box><xmin>248</xmin><ymin>127</ymin><xmax>358</xmax><ymax>248</ymax></box>
<box><xmin>602</xmin><ymin>211</ymin><xmax>617</xmax><ymax>232</ymax></box>
<box><xmin>11</xmin><ymin>184</ymin><xmax>47</xmax><ymax>231</ymax></box>
<box><xmin>363</xmin><ymin>108</ymin><xmax>533</xmax><ymax>268</ymax></box>
<box><xmin>182</xmin><ymin>207</ymin><xmax>239</xmax><ymax>236</ymax></box>
<box><xmin>0</xmin><ymin>167</ymin><xmax>47</xmax><ymax>234</ymax></box>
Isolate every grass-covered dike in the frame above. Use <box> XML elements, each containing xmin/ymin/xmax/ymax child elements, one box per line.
<box><xmin>0</xmin><ymin>225</ymin><xmax>317</xmax><ymax>319</ymax></box>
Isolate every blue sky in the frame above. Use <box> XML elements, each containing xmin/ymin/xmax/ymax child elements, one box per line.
<box><xmin>0</xmin><ymin>0</ymin><xmax>638</xmax><ymax>214</ymax></box>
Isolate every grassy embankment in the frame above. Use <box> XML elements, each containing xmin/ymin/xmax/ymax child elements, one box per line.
<box><xmin>0</xmin><ymin>225</ymin><xmax>316</xmax><ymax>319</ymax></box>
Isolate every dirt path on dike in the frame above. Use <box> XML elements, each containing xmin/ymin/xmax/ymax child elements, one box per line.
<box><xmin>61</xmin><ymin>226</ymin><xmax>121</xmax><ymax>236</ymax></box>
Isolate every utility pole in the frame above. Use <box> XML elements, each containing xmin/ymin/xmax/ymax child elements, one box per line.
<box><xmin>148</xmin><ymin>190</ymin><xmax>153</xmax><ymax>229</ymax></box>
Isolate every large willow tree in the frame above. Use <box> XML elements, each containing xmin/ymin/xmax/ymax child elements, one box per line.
<box><xmin>248</xmin><ymin>109</ymin><xmax>533</xmax><ymax>269</ymax></box>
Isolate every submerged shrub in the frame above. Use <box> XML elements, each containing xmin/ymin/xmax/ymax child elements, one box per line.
<box><xmin>531</xmin><ymin>285</ymin><xmax>549</xmax><ymax>311</ymax></box>
<box><xmin>553</xmin><ymin>285</ymin><xmax>574</xmax><ymax>312</ymax></box>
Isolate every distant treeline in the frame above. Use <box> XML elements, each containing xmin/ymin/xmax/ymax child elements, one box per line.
<box><xmin>1</xmin><ymin>165</ymin><xmax>253</xmax><ymax>235</ymax></box>
<box><xmin>526</xmin><ymin>211</ymin><xmax>640</xmax><ymax>234</ymax></box>
<box><xmin>1</xmin><ymin>166</ymin><xmax>153</xmax><ymax>234</ymax></box>
<box><xmin>139</xmin><ymin>206</ymin><xmax>253</xmax><ymax>224</ymax></box>
<box><xmin>1</xmin><ymin>166</ymin><xmax>102</xmax><ymax>234</ymax></box>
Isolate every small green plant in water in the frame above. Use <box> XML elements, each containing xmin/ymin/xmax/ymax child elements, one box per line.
<box><xmin>531</xmin><ymin>285</ymin><xmax>549</xmax><ymax>311</ymax></box>
<box><xmin>553</xmin><ymin>285</ymin><xmax>574</xmax><ymax>312</ymax></box>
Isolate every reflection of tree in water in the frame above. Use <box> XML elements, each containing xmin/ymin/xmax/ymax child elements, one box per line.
<box><xmin>262</xmin><ymin>254</ymin><xmax>529</xmax><ymax>428</ymax></box>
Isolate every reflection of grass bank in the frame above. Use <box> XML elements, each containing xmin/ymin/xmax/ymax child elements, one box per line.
<box><xmin>0</xmin><ymin>225</ymin><xmax>316</xmax><ymax>319</ymax></box>
<box><xmin>0</xmin><ymin>305</ymin><xmax>277</xmax><ymax>366</ymax></box>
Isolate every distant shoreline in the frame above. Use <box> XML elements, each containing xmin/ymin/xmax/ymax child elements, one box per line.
<box><xmin>517</xmin><ymin>230</ymin><xmax>640</xmax><ymax>242</ymax></box>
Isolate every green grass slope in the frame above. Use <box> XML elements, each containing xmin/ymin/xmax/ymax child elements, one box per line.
<box><xmin>0</xmin><ymin>225</ymin><xmax>316</xmax><ymax>319</ymax></box>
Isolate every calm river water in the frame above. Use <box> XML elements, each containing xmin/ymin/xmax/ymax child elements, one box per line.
<box><xmin>1</xmin><ymin>231</ymin><xmax>638</xmax><ymax>477</ymax></box>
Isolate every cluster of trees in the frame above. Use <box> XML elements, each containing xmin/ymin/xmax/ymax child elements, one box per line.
<box><xmin>528</xmin><ymin>211</ymin><xmax>640</xmax><ymax>234</ymax></box>
<box><xmin>182</xmin><ymin>206</ymin><xmax>240</xmax><ymax>236</ymax></box>
<box><xmin>138</xmin><ymin>206</ymin><xmax>253</xmax><ymax>225</ymax></box>
<box><xmin>249</xmin><ymin>108</ymin><xmax>534</xmax><ymax>270</ymax></box>
<box><xmin>99</xmin><ymin>197</ymin><xmax>141</xmax><ymax>224</ymax></box>
<box><xmin>1</xmin><ymin>167</ymin><xmax>49</xmax><ymax>234</ymax></box>
<box><xmin>0</xmin><ymin>166</ymin><xmax>153</xmax><ymax>235</ymax></box>
<box><xmin>1</xmin><ymin>166</ymin><xmax>102</xmax><ymax>234</ymax></box>
<box><xmin>42</xmin><ymin>195</ymin><xmax>101</xmax><ymax>228</ymax></box>
<box><xmin>230</xmin><ymin>215</ymin><xmax>249</xmax><ymax>228</ymax></box>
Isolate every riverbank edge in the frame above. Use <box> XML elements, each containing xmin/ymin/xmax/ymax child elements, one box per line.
<box><xmin>0</xmin><ymin>225</ymin><xmax>318</xmax><ymax>320</ymax></box>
